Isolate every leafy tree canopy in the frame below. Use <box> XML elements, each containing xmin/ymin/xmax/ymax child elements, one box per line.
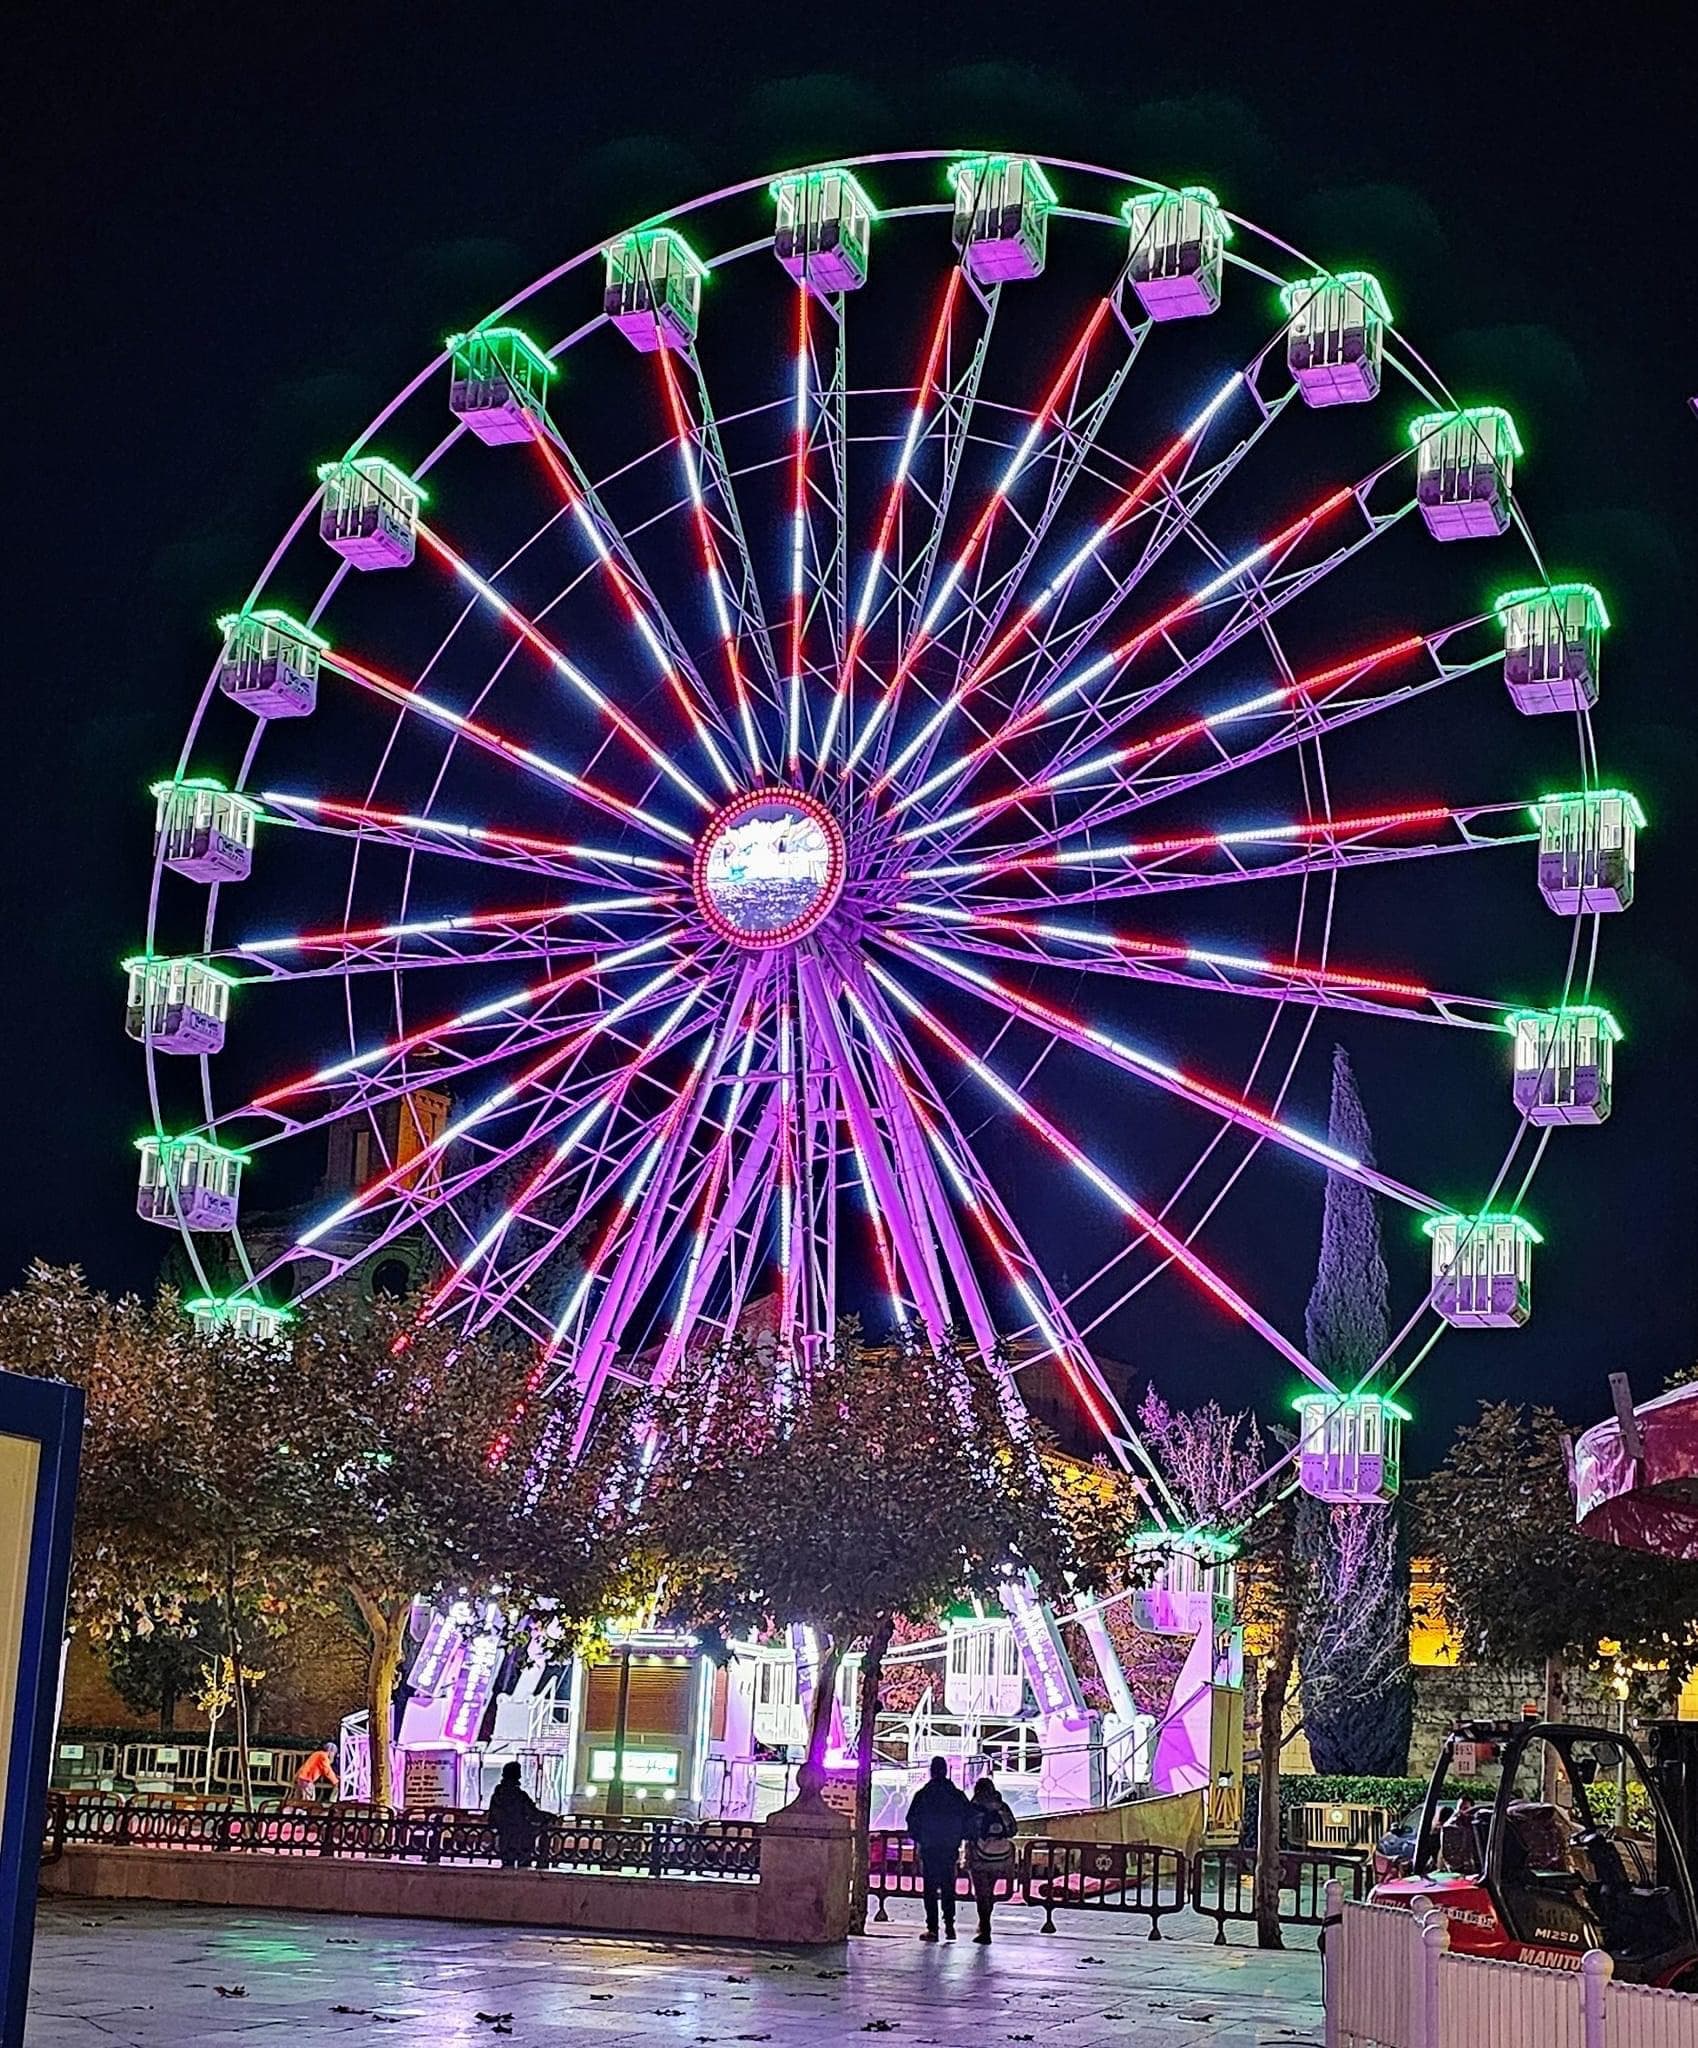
<box><xmin>1414</xmin><ymin>1400</ymin><xmax>1698</xmax><ymax>1680</ymax></box>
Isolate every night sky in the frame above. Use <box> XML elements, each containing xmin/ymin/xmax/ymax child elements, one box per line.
<box><xmin>13</xmin><ymin>2</ymin><xmax>1696</xmax><ymax>1471</ymax></box>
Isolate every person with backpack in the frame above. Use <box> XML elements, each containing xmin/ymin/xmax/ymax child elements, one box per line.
<box><xmin>966</xmin><ymin>1774</ymin><xmax>1019</xmax><ymax>1943</ymax></box>
<box><xmin>904</xmin><ymin>1756</ymin><xmax>974</xmax><ymax>1940</ymax></box>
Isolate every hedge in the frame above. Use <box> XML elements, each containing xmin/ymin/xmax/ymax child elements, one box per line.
<box><xmin>1240</xmin><ymin>1772</ymin><xmax>1495</xmax><ymax>1847</ymax></box>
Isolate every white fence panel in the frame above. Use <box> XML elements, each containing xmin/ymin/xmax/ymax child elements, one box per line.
<box><xmin>1327</xmin><ymin>1885</ymin><xmax>1698</xmax><ymax>2048</ymax></box>
<box><xmin>1606</xmin><ymin>1977</ymin><xmax>1698</xmax><ymax>2048</ymax></box>
<box><xmin>1437</xmin><ymin>1950</ymin><xmax>1589</xmax><ymax>2048</ymax></box>
<box><xmin>1332</xmin><ymin>1899</ymin><xmax>1437</xmax><ymax>2048</ymax></box>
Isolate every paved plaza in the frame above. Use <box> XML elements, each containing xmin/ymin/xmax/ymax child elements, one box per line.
<box><xmin>28</xmin><ymin>1898</ymin><xmax>1323</xmax><ymax>2045</ymax></box>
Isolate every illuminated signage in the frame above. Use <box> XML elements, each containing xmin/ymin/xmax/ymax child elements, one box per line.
<box><xmin>589</xmin><ymin>1748</ymin><xmax>679</xmax><ymax>1786</ymax></box>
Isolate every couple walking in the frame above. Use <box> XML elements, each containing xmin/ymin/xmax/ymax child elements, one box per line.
<box><xmin>904</xmin><ymin>1756</ymin><xmax>1018</xmax><ymax>1943</ymax></box>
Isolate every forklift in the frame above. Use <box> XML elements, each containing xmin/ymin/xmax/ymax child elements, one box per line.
<box><xmin>1372</xmin><ymin>1717</ymin><xmax>1698</xmax><ymax>1989</ymax></box>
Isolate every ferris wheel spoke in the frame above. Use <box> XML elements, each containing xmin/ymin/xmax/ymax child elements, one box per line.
<box><xmin>864</xmin><ymin>955</ymin><xmax>1335</xmax><ymax>1391</ymax></box>
<box><xmin>784</xmin><ymin>283</ymin><xmax>854</xmax><ymax>777</ymax></box>
<box><xmin>890</xmin><ymin>900</ymin><xmax>1512</xmax><ymax>1031</ymax></box>
<box><xmin>650</xmin><ymin>1002</ymin><xmax>780</xmax><ymax>1380</ymax></box>
<box><xmin>255</xmin><ymin>791</ymin><xmax>687</xmax><ymax>891</ymax></box>
<box><xmin>864</xmin><ymin>368</ymin><xmax>1274</xmax><ymax>808</ymax></box>
<box><xmin>207</xmin><ymin>931</ymin><xmax>695</xmax><ymax>1145</ymax></box>
<box><xmin>320</xmin><ymin>649</ymin><xmax>692</xmax><ymax>850</ymax></box>
<box><xmin>951</xmin><ymin>326</ymin><xmax>1150</xmax><ymax>683</ymax></box>
<box><xmin>433</xmin><ymin>984</ymin><xmax>732</xmax><ymax>1333</ymax></box>
<box><xmin>831</xmin><ymin>952</ymin><xmax>1001</xmax><ymax>1362</ymax></box>
<box><xmin>818</xmin><ymin>956</ymin><xmax>957</xmax><ymax>1336</ymax></box>
<box><xmin>862</xmin><ymin>286</ymin><xmax>1131</xmax><ymax>777</ymax></box>
<box><xmin>822</xmin><ymin>268</ymin><xmax>962</xmax><ymax>775</ymax></box>
<box><xmin>524</xmin><ymin>415</ymin><xmax>743</xmax><ymax>793</ymax></box>
<box><xmin>907</xmin><ymin>619</ymin><xmax>1491</xmax><ymax>856</ymax></box>
<box><xmin>415</xmin><ymin>521</ymin><xmax>712</xmax><ymax>813</ymax></box>
<box><xmin>876</xmin><ymin>927</ymin><xmax>1444</xmax><ymax>1213</ymax></box>
<box><xmin>267</xmin><ymin>968</ymin><xmax>731</xmax><ymax>1324</ymax></box>
<box><xmin>907</xmin><ymin>798</ymin><xmax>1535</xmax><ymax>906</ymax></box>
<box><xmin>844</xmin><ymin>281</ymin><xmax>1004</xmax><ymax>781</ymax></box>
<box><xmin>216</xmin><ymin>900</ymin><xmax>685</xmax><ymax>982</ymax></box>
<box><xmin>895</xmin><ymin>454</ymin><xmax>1414</xmax><ymax>833</ymax></box>
<box><xmin>648</xmin><ymin>346</ymin><xmax>781</xmax><ymax>775</ymax></box>
<box><xmin>257</xmin><ymin>957</ymin><xmax>715</xmax><ymax>1277</ymax></box>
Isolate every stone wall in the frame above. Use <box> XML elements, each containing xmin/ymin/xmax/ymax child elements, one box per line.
<box><xmin>61</xmin><ymin>1610</ymin><xmax>367</xmax><ymax>1744</ymax></box>
<box><xmin>1408</xmin><ymin>1662</ymin><xmax>1621</xmax><ymax>1774</ymax></box>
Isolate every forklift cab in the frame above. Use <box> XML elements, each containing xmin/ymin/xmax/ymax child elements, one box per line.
<box><xmin>1379</xmin><ymin>1719</ymin><xmax>1698</xmax><ymax>1987</ymax></box>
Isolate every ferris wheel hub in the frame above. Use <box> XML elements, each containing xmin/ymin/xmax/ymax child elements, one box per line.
<box><xmin>691</xmin><ymin>786</ymin><xmax>847</xmax><ymax>950</ymax></box>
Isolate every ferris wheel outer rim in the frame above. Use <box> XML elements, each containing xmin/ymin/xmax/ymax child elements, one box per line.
<box><xmin>140</xmin><ymin>147</ymin><xmax>1601</xmax><ymax>1465</ymax></box>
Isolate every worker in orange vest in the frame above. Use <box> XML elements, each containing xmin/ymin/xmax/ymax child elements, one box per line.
<box><xmin>292</xmin><ymin>1742</ymin><xmax>340</xmax><ymax>1805</ymax></box>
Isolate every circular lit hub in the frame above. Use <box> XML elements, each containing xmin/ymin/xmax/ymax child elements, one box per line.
<box><xmin>693</xmin><ymin>788</ymin><xmax>847</xmax><ymax>949</ymax></box>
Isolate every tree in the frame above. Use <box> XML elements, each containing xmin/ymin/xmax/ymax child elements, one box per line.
<box><xmin>1138</xmin><ymin>1388</ymin><xmax>1300</xmax><ymax>1948</ymax></box>
<box><xmin>0</xmin><ymin>1263</ymin><xmax>327</xmax><ymax>1802</ymax></box>
<box><xmin>261</xmin><ymin>1291</ymin><xmax>643</xmax><ymax>1810</ymax></box>
<box><xmin>1297</xmin><ymin>1047</ymin><xmax>1411</xmax><ymax>1777</ymax></box>
<box><xmin>637</xmin><ymin>1324</ymin><xmax>1130</xmax><ymax>1930</ymax></box>
<box><xmin>104</xmin><ymin>1599</ymin><xmax>234</xmax><ymax>1733</ymax></box>
<box><xmin>1293</xmin><ymin>1503</ymin><xmax>1409</xmax><ymax>1775</ymax></box>
<box><xmin>0</xmin><ymin>1265</ymin><xmax>639</xmax><ymax>1811</ymax></box>
<box><xmin>1414</xmin><ymin>1400</ymin><xmax>1698</xmax><ymax>1713</ymax></box>
<box><xmin>0</xmin><ymin>1264</ymin><xmax>207</xmax><ymax>1634</ymax></box>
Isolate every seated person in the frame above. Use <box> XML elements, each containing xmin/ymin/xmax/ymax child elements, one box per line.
<box><xmin>487</xmin><ymin>1762</ymin><xmax>549</xmax><ymax>1869</ymax></box>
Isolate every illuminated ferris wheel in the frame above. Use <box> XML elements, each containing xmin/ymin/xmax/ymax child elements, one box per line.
<box><xmin>132</xmin><ymin>151</ymin><xmax>1637</xmax><ymax>1498</ymax></box>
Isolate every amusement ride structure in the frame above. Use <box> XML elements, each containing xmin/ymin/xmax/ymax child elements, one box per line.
<box><xmin>129</xmin><ymin>151</ymin><xmax>1635</xmax><ymax>1816</ymax></box>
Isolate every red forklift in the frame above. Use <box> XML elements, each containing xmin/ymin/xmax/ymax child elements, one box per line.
<box><xmin>1371</xmin><ymin>1717</ymin><xmax>1698</xmax><ymax>1989</ymax></box>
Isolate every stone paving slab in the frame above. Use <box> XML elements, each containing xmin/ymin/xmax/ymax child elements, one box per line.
<box><xmin>27</xmin><ymin>1897</ymin><xmax>1324</xmax><ymax>2046</ymax></box>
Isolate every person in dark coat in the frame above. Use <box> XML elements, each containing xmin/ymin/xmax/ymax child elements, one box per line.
<box><xmin>904</xmin><ymin>1756</ymin><xmax>974</xmax><ymax>1940</ymax></box>
<box><xmin>965</xmin><ymin>1776</ymin><xmax>1019</xmax><ymax>1943</ymax></box>
<box><xmin>487</xmin><ymin>1761</ymin><xmax>547</xmax><ymax>1869</ymax></box>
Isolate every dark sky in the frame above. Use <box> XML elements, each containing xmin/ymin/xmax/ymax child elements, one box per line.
<box><xmin>12</xmin><ymin>1</ymin><xmax>1696</xmax><ymax>1470</ymax></box>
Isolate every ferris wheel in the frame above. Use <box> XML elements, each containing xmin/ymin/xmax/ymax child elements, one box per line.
<box><xmin>132</xmin><ymin>151</ymin><xmax>1637</xmax><ymax>1504</ymax></box>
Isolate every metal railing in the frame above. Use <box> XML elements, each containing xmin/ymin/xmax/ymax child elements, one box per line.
<box><xmin>867</xmin><ymin>1833</ymin><xmax>1018</xmax><ymax>1920</ymax></box>
<box><xmin>43</xmin><ymin>1796</ymin><xmax>759</xmax><ymax>1880</ymax></box>
<box><xmin>1190</xmin><ymin>1845</ymin><xmax>1367</xmax><ymax>1943</ymax></box>
<box><xmin>867</xmin><ymin>1832</ymin><xmax>1184</xmax><ymax>1938</ymax></box>
<box><xmin>1023</xmin><ymin>1837</ymin><xmax>1188</xmax><ymax>1938</ymax></box>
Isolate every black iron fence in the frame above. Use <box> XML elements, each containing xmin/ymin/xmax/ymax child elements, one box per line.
<box><xmin>1189</xmin><ymin>1845</ymin><xmax>1367</xmax><ymax>1943</ymax></box>
<box><xmin>47</xmin><ymin>1796</ymin><xmax>1365</xmax><ymax>1934</ymax></box>
<box><xmin>44</xmin><ymin>1796</ymin><xmax>760</xmax><ymax>1881</ymax></box>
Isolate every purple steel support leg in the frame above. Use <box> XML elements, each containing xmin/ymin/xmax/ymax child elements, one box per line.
<box><xmin>795</xmin><ymin>955</ymin><xmax>952</xmax><ymax>1341</ymax></box>
<box><xmin>570</xmin><ymin>961</ymin><xmax>767</xmax><ymax>1423</ymax></box>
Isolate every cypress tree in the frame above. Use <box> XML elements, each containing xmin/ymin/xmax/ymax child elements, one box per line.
<box><xmin>1299</xmin><ymin>1046</ymin><xmax>1412</xmax><ymax>1776</ymax></box>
